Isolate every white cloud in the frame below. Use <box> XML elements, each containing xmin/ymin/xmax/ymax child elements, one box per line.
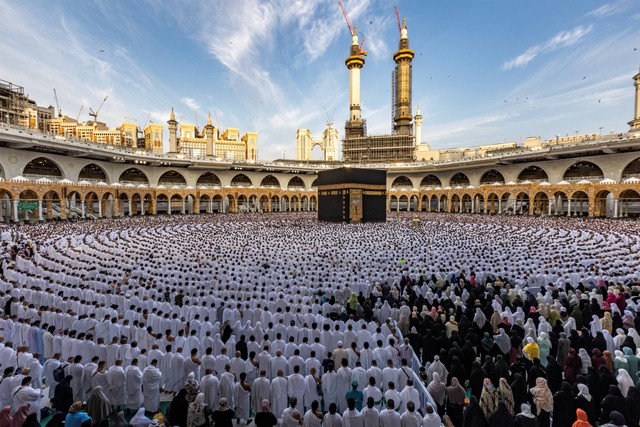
<box><xmin>181</xmin><ymin>97</ymin><xmax>200</xmax><ymax>112</ymax></box>
<box><xmin>586</xmin><ymin>3</ymin><xmax>621</xmax><ymax>17</ymax></box>
<box><xmin>502</xmin><ymin>25</ymin><xmax>593</xmax><ymax>70</ymax></box>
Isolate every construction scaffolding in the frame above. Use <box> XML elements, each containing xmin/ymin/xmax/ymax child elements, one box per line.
<box><xmin>0</xmin><ymin>79</ymin><xmax>28</xmax><ymax>126</ymax></box>
<box><xmin>342</xmin><ymin>133</ymin><xmax>415</xmax><ymax>163</ymax></box>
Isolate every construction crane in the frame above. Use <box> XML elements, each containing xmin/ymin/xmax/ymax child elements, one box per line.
<box><xmin>88</xmin><ymin>95</ymin><xmax>109</xmax><ymax>123</ymax></box>
<box><xmin>338</xmin><ymin>1</ymin><xmax>353</xmax><ymax>35</ymax></box>
<box><xmin>394</xmin><ymin>4</ymin><xmax>402</xmax><ymax>34</ymax></box>
<box><xmin>53</xmin><ymin>88</ymin><xmax>62</xmax><ymax>118</ymax></box>
<box><xmin>338</xmin><ymin>1</ymin><xmax>367</xmax><ymax>55</ymax></box>
<box><xmin>76</xmin><ymin>106</ymin><xmax>83</xmax><ymax>122</ymax></box>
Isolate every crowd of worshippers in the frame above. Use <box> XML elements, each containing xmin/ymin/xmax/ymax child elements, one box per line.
<box><xmin>0</xmin><ymin>213</ymin><xmax>639</xmax><ymax>427</ymax></box>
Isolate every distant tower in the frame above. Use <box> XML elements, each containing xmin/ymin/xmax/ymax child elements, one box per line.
<box><xmin>344</xmin><ymin>27</ymin><xmax>366</xmax><ymax>139</ymax></box>
<box><xmin>168</xmin><ymin>108</ymin><xmax>178</xmax><ymax>153</ymax></box>
<box><xmin>393</xmin><ymin>19</ymin><xmax>414</xmax><ymax>136</ymax></box>
<box><xmin>630</xmin><ymin>67</ymin><xmax>640</xmax><ymax>130</ymax></box>
<box><xmin>323</xmin><ymin>123</ymin><xmax>339</xmax><ymax>161</ymax></box>
<box><xmin>204</xmin><ymin>113</ymin><xmax>215</xmax><ymax>156</ymax></box>
<box><xmin>414</xmin><ymin>105</ymin><xmax>422</xmax><ymax>146</ymax></box>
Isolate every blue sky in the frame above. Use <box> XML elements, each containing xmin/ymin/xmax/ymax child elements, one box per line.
<box><xmin>1</xmin><ymin>0</ymin><xmax>639</xmax><ymax>160</ymax></box>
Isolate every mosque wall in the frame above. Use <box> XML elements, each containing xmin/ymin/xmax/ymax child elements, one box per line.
<box><xmin>1</xmin><ymin>144</ymin><xmax>640</xmax><ymax>221</ymax></box>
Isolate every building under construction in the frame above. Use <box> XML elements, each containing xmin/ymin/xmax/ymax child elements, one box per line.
<box><xmin>0</xmin><ymin>79</ymin><xmax>28</xmax><ymax>126</ymax></box>
<box><xmin>342</xmin><ymin>17</ymin><xmax>422</xmax><ymax>163</ymax></box>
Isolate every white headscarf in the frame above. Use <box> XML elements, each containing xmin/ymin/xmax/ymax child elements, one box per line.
<box><xmin>130</xmin><ymin>407</ymin><xmax>152</xmax><ymax>427</ymax></box>
<box><xmin>590</xmin><ymin>315</ymin><xmax>603</xmax><ymax>337</ymax></box>
<box><xmin>577</xmin><ymin>384</ymin><xmax>591</xmax><ymax>402</ymax></box>
<box><xmin>617</xmin><ymin>368</ymin><xmax>633</xmax><ymax>397</ymax></box>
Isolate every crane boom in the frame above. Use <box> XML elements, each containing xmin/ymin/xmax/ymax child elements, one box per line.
<box><xmin>394</xmin><ymin>5</ymin><xmax>402</xmax><ymax>34</ymax></box>
<box><xmin>88</xmin><ymin>95</ymin><xmax>109</xmax><ymax>123</ymax></box>
<box><xmin>338</xmin><ymin>1</ymin><xmax>353</xmax><ymax>35</ymax></box>
<box><xmin>53</xmin><ymin>88</ymin><xmax>62</xmax><ymax>118</ymax></box>
<box><xmin>76</xmin><ymin>105</ymin><xmax>83</xmax><ymax>122</ymax></box>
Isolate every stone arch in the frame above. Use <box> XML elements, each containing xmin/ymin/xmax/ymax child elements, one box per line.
<box><xmin>391</xmin><ymin>176</ymin><xmax>413</xmax><ymax>189</ymax></box>
<box><xmin>472</xmin><ymin>193</ymin><xmax>484</xmax><ymax>213</ymax></box>
<box><xmin>100</xmin><ymin>192</ymin><xmax>116</xmax><ymax>218</ymax></box>
<box><xmin>311</xmin><ymin>178</ymin><xmax>318</xmax><ymax>189</ymax></box>
<box><xmin>439</xmin><ymin>194</ymin><xmax>448</xmax><ymax>212</ymax></box>
<box><xmin>84</xmin><ymin>191</ymin><xmax>100</xmax><ymax>217</ymax></box>
<box><xmin>480</xmin><ymin>169</ymin><xmax>505</xmax><ymax>185</ymax></box>
<box><xmin>533</xmin><ymin>192</ymin><xmax>549</xmax><ymax>216</ymax></box>
<box><xmin>594</xmin><ymin>190</ymin><xmax>613</xmax><ymax>218</ymax></box>
<box><xmin>563</xmin><ymin>161</ymin><xmax>604</xmax><ymax>181</ymax></box>
<box><xmin>260</xmin><ymin>175</ymin><xmax>281</xmax><ymax>188</ymax></box>
<box><xmin>517</xmin><ymin>165</ymin><xmax>549</xmax><ymax>182</ymax></box>
<box><xmin>291</xmin><ymin>195</ymin><xmax>300</xmax><ymax>211</ymax></box>
<box><xmin>551</xmin><ymin>191</ymin><xmax>568</xmax><ymax>216</ymax></box>
<box><xmin>487</xmin><ymin>193</ymin><xmax>499</xmax><ymax>214</ymax></box>
<box><xmin>451</xmin><ymin>194</ymin><xmax>461</xmax><ymax>212</ymax></box>
<box><xmin>282</xmin><ymin>195</ymin><xmax>290</xmax><ymax>211</ymax></box>
<box><xmin>212</xmin><ymin>194</ymin><xmax>224</xmax><ymax>213</ymax></box>
<box><xmin>260</xmin><ymin>195</ymin><xmax>270</xmax><ymax>212</ymax></box>
<box><xmin>461</xmin><ymin>193</ymin><xmax>472</xmax><ymax>213</ymax></box>
<box><xmin>119</xmin><ymin>168</ymin><xmax>149</xmax><ymax>184</ymax></box>
<box><xmin>571</xmin><ymin>190</ymin><xmax>589</xmax><ymax>216</ymax></box>
<box><xmin>514</xmin><ymin>192</ymin><xmax>530</xmax><ymax>215</ymax></box>
<box><xmin>271</xmin><ymin>195</ymin><xmax>280</xmax><ymax>212</ymax></box>
<box><xmin>310</xmin><ymin>195</ymin><xmax>317</xmax><ymax>211</ymax></box>
<box><xmin>287</xmin><ymin>176</ymin><xmax>305</xmax><ymax>190</ymax></box>
<box><xmin>449</xmin><ymin>172</ymin><xmax>470</xmax><ymax>187</ymax></box>
<box><xmin>619</xmin><ymin>189</ymin><xmax>640</xmax><ymax>217</ymax></box>
<box><xmin>398</xmin><ymin>195</ymin><xmax>409</xmax><ymax>211</ymax></box>
<box><xmin>197</xmin><ymin>172</ymin><xmax>222</xmax><ymax>187</ymax></box>
<box><xmin>23</xmin><ymin>157</ymin><xmax>64</xmax><ymax>180</ymax></box>
<box><xmin>170</xmin><ymin>194</ymin><xmax>184</xmax><ymax>214</ymax></box>
<box><xmin>199</xmin><ymin>194</ymin><xmax>211</xmax><ymax>213</ymax></box>
<box><xmin>389</xmin><ymin>195</ymin><xmax>399</xmax><ymax>211</ymax></box>
<box><xmin>621</xmin><ymin>157</ymin><xmax>640</xmax><ymax>180</ymax></box>
<box><xmin>78</xmin><ymin>163</ymin><xmax>109</xmax><ymax>183</ymax></box>
<box><xmin>41</xmin><ymin>189</ymin><xmax>62</xmax><ymax>220</ymax></box>
<box><xmin>231</xmin><ymin>173</ymin><xmax>253</xmax><ymax>188</ymax></box>
<box><xmin>300</xmin><ymin>195</ymin><xmax>309</xmax><ymax>211</ymax></box>
<box><xmin>158</xmin><ymin>170</ymin><xmax>187</xmax><ymax>187</ymax></box>
<box><xmin>420</xmin><ymin>175</ymin><xmax>442</xmax><ymax>188</ymax></box>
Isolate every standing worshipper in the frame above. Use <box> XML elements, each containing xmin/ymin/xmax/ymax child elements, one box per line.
<box><xmin>125</xmin><ymin>359</ymin><xmax>143</xmax><ymax>413</ymax></box>
<box><xmin>167</xmin><ymin>389</ymin><xmax>189</xmax><ymax>427</ymax></box>
<box><xmin>514</xmin><ymin>404</ymin><xmax>537</xmax><ymax>427</ymax></box>
<box><xmin>251</xmin><ymin>371</ymin><xmax>271</xmax><ymax>416</ymax></box>
<box><xmin>11</xmin><ymin>376</ymin><xmax>40</xmax><ymax>420</ymax></box>
<box><xmin>421</xmin><ymin>403</ymin><xmax>441</xmax><ymax>427</ymax></box>
<box><xmin>552</xmin><ymin>382</ymin><xmax>576</xmax><ymax>427</ymax></box>
<box><xmin>322</xmin><ymin>364</ymin><xmax>339</xmax><ymax>412</ymax></box>
<box><xmin>463</xmin><ymin>396</ymin><xmax>487</xmax><ymax>427</ymax></box>
<box><xmin>142</xmin><ymin>359</ymin><xmax>162</xmax><ymax>414</ymax></box>
<box><xmin>303</xmin><ymin>400</ymin><xmax>322</xmax><ymax>427</ymax></box>
<box><xmin>399</xmin><ymin>401</ymin><xmax>421</xmax><ymax>427</ymax></box>
<box><xmin>530</xmin><ymin>378</ymin><xmax>553</xmax><ymax>427</ymax></box>
<box><xmin>69</xmin><ymin>356</ymin><xmax>84</xmax><ymax>404</ymax></box>
<box><xmin>575</xmin><ymin>384</ymin><xmax>596</xmax><ymax>426</ymax></box>
<box><xmin>211</xmin><ymin>398</ymin><xmax>235</xmax><ymax>427</ymax></box>
<box><xmin>52</xmin><ymin>375</ymin><xmax>73</xmax><ymax>415</ymax></box>
<box><xmin>323</xmin><ymin>403</ymin><xmax>342</xmax><ymax>427</ymax></box>
<box><xmin>86</xmin><ymin>386</ymin><xmax>111</xmax><ymax>427</ymax></box>
<box><xmin>271</xmin><ymin>370</ymin><xmax>288</xmax><ymax>420</ymax></box>
<box><xmin>488</xmin><ymin>401</ymin><xmax>514</xmax><ymax>427</ymax></box>
<box><xmin>187</xmin><ymin>393</ymin><xmax>211</xmax><ymax>427</ymax></box>
<box><xmin>64</xmin><ymin>402</ymin><xmax>91</xmax><ymax>427</ymax></box>
<box><xmin>130</xmin><ymin>407</ymin><xmax>153</xmax><ymax>427</ymax></box>
<box><xmin>107</xmin><ymin>359</ymin><xmax>126</xmax><ymax>412</ymax></box>
<box><xmin>200</xmin><ymin>369</ymin><xmax>219</xmax><ymax>414</ymax></box>
<box><xmin>255</xmin><ymin>400</ymin><xmax>278</xmax><ymax>427</ymax></box>
<box><xmin>282</xmin><ymin>397</ymin><xmax>304</xmax><ymax>427</ymax></box>
<box><xmin>361</xmin><ymin>398</ymin><xmax>380</xmax><ymax>427</ymax></box>
<box><xmin>235</xmin><ymin>372</ymin><xmax>251</xmax><ymax>424</ymax></box>
<box><xmin>380</xmin><ymin>400</ymin><xmax>401</xmax><ymax>427</ymax></box>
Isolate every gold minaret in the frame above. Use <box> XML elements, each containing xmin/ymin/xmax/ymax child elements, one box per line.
<box><xmin>393</xmin><ymin>19</ymin><xmax>414</xmax><ymax>136</ymax></box>
<box><xmin>345</xmin><ymin>26</ymin><xmax>366</xmax><ymax>139</ymax></box>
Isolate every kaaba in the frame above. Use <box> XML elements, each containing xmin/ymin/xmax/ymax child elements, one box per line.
<box><xmin>317</xmin><ymin>167</ymin><xmax>387</xmax><ymax>223</ymax></box>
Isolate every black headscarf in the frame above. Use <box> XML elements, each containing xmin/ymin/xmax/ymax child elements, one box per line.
<box><xmin>488</xmin><ymin>401</ymin><xmax>514</xmax><ymax>427</ymax></box>
<box><xmin>463</xmin><ymin>396</ymin><xmax>488</xmax><ymax>427</ymax></box>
